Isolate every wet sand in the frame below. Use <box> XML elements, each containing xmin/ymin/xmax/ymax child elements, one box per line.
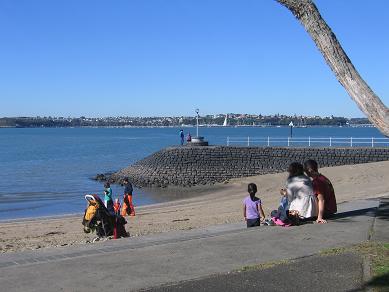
<box><xmin>1</xmin><ymin>160</ymin><xmax>389</xmax><ymax>253</ymax></box>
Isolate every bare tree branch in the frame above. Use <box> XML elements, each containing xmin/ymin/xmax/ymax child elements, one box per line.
<box><xmin>275</xmin><ymin>0</ymin><xmax>389</xmax><ymax>136</ymax></box>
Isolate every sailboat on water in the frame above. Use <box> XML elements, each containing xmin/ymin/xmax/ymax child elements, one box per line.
<box><xmin>223</xmin><ymin>114</ymin><xmax>228</xmax><ymax>127</ymax></box>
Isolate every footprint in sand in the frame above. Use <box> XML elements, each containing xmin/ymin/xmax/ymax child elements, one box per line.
<box><xmin>44</xmin><ymin>231</ymin><xmax>65</xmax><ymax>236</ymax></box>
<box><xmin>172</xmin><ymin>218</ymin><xmax>190</xmax><ymax>222</ymax></box>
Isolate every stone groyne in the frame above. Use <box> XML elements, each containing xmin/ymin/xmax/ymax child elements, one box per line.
<box><xmin>109</xmin><ymin>146</ymin><xmax>389</xmax><ymax>188</ymax></box>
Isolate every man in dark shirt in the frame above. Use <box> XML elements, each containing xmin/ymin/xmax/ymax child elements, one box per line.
<box><xmin>122</xmin><ymin>177</ymin><xmax>135</xmax><ymax>216</ymax></box>
<box><xmin>304</xmin><ymin>160</ymin><xmax>337</xmax><ymax>223</ymax></box>
<box><xmin>180</xmin><ymin>129</ymin><xmax>185</xmax><ymax>146</ymax></box>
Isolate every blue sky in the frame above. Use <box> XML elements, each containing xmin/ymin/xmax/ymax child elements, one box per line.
<box><xmin>0</xmin><ymin>0</ymin><xmax>388</xmax><ymax>118</ymax></box>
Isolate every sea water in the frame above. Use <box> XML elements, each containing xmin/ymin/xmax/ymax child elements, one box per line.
<box><xmin>0</xmin><ymin>126</ymin><xmax>384</xmax><ymax>220</ymax></box>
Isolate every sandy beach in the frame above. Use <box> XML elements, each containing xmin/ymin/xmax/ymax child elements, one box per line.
<box><xmin>1</xmin><ymin>160</ymin><xmax>389</xmax><ymax>254</ymax></box>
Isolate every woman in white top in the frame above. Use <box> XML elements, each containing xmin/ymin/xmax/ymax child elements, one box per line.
<box><xmin>281</xmin><ymin>162</ymin><xmax>318</xmax><ymax>219</ymax></box>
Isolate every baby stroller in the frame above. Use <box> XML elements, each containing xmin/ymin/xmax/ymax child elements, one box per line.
<box><xmin>82</xmin><ymin>194</ymin><xmax>128</xmax><ymax>239</ymax></box>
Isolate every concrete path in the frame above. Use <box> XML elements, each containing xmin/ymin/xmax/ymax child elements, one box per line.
<box><xmin>149</xmin><ymin>196</ymin><xmax>389</xmax><ymax>292</ymax></box>
<box><xmin>372</xmin><ymin>197</ymin><xmax>389</xmax><ymax>242</ymax></box>
<box><xmin>0</xmin><ymin>197</ymin><xmax>383</xmax><ymax>292</ymax></box>
<box><xmin>147</xmin><ymin>253</ymin><xmax>364</xmax><ymax>292</ymax></box>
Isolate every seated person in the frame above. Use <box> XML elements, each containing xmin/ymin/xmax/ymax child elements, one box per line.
<box><xmin>304</xmin><ymin>160</ymin><xmax>337</xmax><ymax>224</ymax></box>
<box><xmin>269</xmin><ymin>192</ymin><xmax>290</xmax><ymax>226</ymax></box>
<box><xmin>282</xmin><ymin>162</ymin><xmax>318</xmax><ymax>220</ymax></box>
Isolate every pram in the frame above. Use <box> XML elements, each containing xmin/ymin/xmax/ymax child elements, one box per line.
<box><xmin>82</xmin><ymin>194</ymin><xmax>128</xmax><ymax>239</ymax></box>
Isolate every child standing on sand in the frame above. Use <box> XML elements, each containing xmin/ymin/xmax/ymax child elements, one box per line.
<box><xmin>243</xmin><ymin>183</ymin><xmax>265</xmax><ymax>228</ymax></box>
<box><xmin>104</xmin><ymin>182</ymin><xmax>113</xmax><ymax>212</ymax></box>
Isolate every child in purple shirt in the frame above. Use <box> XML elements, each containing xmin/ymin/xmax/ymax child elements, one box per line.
<box><xmin>243</xmin><ymin>183</ymin><xmax>265</xmax><ymax>228</ymax></box>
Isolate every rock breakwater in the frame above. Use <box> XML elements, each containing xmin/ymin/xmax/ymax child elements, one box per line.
<box><xmin>108</xmin><ymin>146</ymin><xmax>389</xmax><ymax>188</ymax></box>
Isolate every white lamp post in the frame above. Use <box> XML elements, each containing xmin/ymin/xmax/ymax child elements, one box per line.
<box><xmin>195</xmin><ymin>108</ymin><xmax>199</xmax><ymax>137</ymax></box>
<box><xmin>189</xmin><ymin>108</ymin><xmax>208</xmax><ymax>146</ymax></box>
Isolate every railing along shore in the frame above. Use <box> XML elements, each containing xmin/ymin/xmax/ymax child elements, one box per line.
<box><xmin>226</xmin><ymin>136</ymin><xmax>389</xmax><ymax>147</ymax></box>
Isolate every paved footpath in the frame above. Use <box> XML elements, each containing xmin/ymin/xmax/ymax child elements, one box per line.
<box><xmin>0</xmin><ymin>197</ymin><xmax>386</xmax><ymax>292</ymax></box>
<box><xmin>147</xmin><ymin>253</ymin><xmax>365</xmax><ymax>292</ymax></box>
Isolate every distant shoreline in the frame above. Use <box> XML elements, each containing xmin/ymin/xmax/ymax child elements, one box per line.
<box><xmin>0</xmin><ymin>115</ymin><xmax>372</xmax><ymax>128</ymax></box>
<box><xmin>0</xmin><ymin>124</ymin><xmax>375</xmax><ymax>129</ymax></box>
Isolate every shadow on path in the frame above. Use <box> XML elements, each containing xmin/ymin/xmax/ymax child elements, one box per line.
<box><xmin>365</xmin><ymin>272</ymin><xmax>389</xmax><ymax>291</ymax></box>
<box><xmin>348</xmin><ymin>271</ymin><xmax>389</xmax><ymax>292</ymax></box>
<box><xmin>376</xmin><ymin>199</ymin><xmax>389</xmax><ymax>222</ymax></box>
<box><xmin>331</xmin><ymin>207</ymin><xmax>377</xmax><ymax>221</ymax></box>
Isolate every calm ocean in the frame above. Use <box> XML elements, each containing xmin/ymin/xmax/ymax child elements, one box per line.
<box><xmin>0</xmin><ymin>126</ymin><xmax>385</xmax><ymax>220</ymax></box>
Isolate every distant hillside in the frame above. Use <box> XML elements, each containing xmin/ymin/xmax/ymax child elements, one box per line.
<box><xmin>0</xmin><ymin>115</ymin><xmax>371</xmax><ymax>128</ymax></box>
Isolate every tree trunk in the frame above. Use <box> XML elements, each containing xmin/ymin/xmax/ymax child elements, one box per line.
<box><xmin>275</xmin><ymin>0</ymin><xmax>389</xmax><ymax>137</ymax></box>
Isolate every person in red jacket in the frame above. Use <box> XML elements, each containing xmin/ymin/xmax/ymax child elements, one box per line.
<box><xmin>304</xmin><ymin>160</ymin><xmax>337</xmax><ymax>224</ymax></box>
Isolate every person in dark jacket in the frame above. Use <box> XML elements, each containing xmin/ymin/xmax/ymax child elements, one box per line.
<box><xmin>180</xmin><ymin>129</ymin><xmax>185</xmax><ymax>145</ymax></box>
<box><xmin>121</xmin><ymin>177</ymin><xmax>135</xmax><ymax>216</ymax></box>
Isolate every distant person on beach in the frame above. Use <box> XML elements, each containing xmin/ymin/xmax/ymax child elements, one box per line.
<box><xmin>243</xmin><ymin>183</ymin><xmax>265</xmax><ymax>228</ymax></box>
<box><xmin>180</xmin><ymin>129</ymin><xmax>185</xmax><ymax>145</ymax></box>
<box><xmin>186</xmin><ymin>132</ymin><xmax>192</xmax><ymax>143</ymax></box>
<box><xmin>113</xmin><ymin>198</ymin><xmax>121</xmax><ymax>216</ymax></box>
<box><xmin>304</xmin><ymin>159</ymin><xmax>337</xmax><ymax>224</ymax></box>
<box><xmin>103</xmin><ymin>182</ymin><xmax>114</xmax><ymax>212</ymax></box>
<box><xmin>121</xmin><ymin>177</ymin><xmax>135</xmax><ymax>216</ymax></box>
<box><xmin>280</xmin><ymin>162</ymin><xmax>318</xmax><ymax>220</ymax></box>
